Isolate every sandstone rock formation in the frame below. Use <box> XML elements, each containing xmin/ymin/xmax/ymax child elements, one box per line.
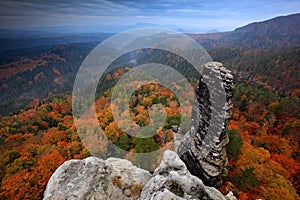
<box><xmin>44</xmin><ymin>151</ymin><xmax>235</xmax><ymax>200</ymax></box>
<box><xmin>177</xmin><ymin>62</ymin><xmax>233</xmax><ymax>187</ymax></box>
<box><xmin>43</xmin><ymin>157</ymin><xmax>151</xmax><ymax>200</ymax></box>
<box><xmin>139</xmin><ymin>150</ymin><xmax>227</xmax><ymax>200</ymax></box>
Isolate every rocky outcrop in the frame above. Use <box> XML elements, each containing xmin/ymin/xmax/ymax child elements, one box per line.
<box><xmin>43</xmin><ymin>157</ymin><xmax>151</xmax><ymax>200</ymax></box>
<box><xmin>178</xmin><ymin>62</ymin><xmax>233</xmax><ymax>187</ymax></box>
<box><xmin>44</xmin><ymin>151</ymin><xmax>235</xmax><ymax>200</ymax></box>
<box><xmin>139</xmin><ymin>150</ymin><xmax>226</xmax><ymax>200</ymax></box>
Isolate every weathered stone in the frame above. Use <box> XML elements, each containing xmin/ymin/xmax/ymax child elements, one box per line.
<box><xmin>225</xmin><ymin>191</ymin><xmax>238</xmax><ymax>200</ymax></box>
<box><xmin>44</xmin><ymin>150</ymin><xmax>236</xmax><ymax>200</ymax></box>
<box><xmin>139</xmin><ymin>150</ymin><xmax>227</xmax><ymax>200</ymax></box>
<box><xmin>150</xmin><ymin>188</ymin><xmax>185</xmax><ymax>200</ymax></box>
<box><xmin>124</xmin><ymin>188</ymin><xmax>132</xmax><ymax>197</ymax></box>
<box><xmin>177</xmin><ymin>62</ymin><xmax>234</xmax><ymax>187</ymax></box>
<box><xmin>43</xmin><ymin>157</ymin><xmax>151</xmax><ymax>200</ymax></box>
<box><xmin>153</xmin><ymin>150</ymin><xmax>189</xmax><ymax>176</ymax></box>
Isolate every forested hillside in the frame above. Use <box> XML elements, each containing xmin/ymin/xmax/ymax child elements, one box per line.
<box><xmin>0</xmin><ymin>43</ymin><xmax>97</xmax><ymax>115</ymax></box>
<box><xmin>193</xmin><ymin>13</ymin><xmax>300</xmax><ymax>49</ymax></box>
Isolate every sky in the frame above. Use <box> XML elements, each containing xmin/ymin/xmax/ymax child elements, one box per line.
<box><xmin>0</xmin><ymin>0</ymin><xmax>299</xmax><ymax>33</ymax></box>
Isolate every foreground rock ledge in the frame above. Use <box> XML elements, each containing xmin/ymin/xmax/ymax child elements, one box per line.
<box><xmin>43</xmin><ymin>156</ymin><xmax>151</xmax><ymax>200</ymax></box>
<box><xmin>44</xmin><ymin>150</ymin><xmax>236</xmax><ymax>200</ymax></box>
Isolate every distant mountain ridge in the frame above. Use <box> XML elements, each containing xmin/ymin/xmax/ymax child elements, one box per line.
<box><xmin>193</xmin><ymin>13</ymin><xmax>300</xmax><ymax>49</ymax></box>
<box><xmin>234</xmin><ymin>13</ymin><xmax>300</xmax><ymax>34</ymax></box>
<box><xmin>1</xmin><ymin>13</ymin><xmax>299</xmax><ymax>52</ymax></box>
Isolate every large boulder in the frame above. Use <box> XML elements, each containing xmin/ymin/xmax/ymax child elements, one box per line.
<box><xmin>43</xmin><ymin>157</ymin><xmax>151</xmax><ymax>200</ymax></box>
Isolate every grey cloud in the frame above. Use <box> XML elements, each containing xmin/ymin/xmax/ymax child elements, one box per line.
<box><xmin>0</xmin><ymin>0</ymin><xmax>299</xmax><ymax>31</ymax></box>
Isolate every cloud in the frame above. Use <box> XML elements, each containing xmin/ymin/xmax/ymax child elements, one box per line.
<box><xmin>0</xmin><ymin>0</ymin><xmax>299</xmax><ymax>32</ymax></box>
